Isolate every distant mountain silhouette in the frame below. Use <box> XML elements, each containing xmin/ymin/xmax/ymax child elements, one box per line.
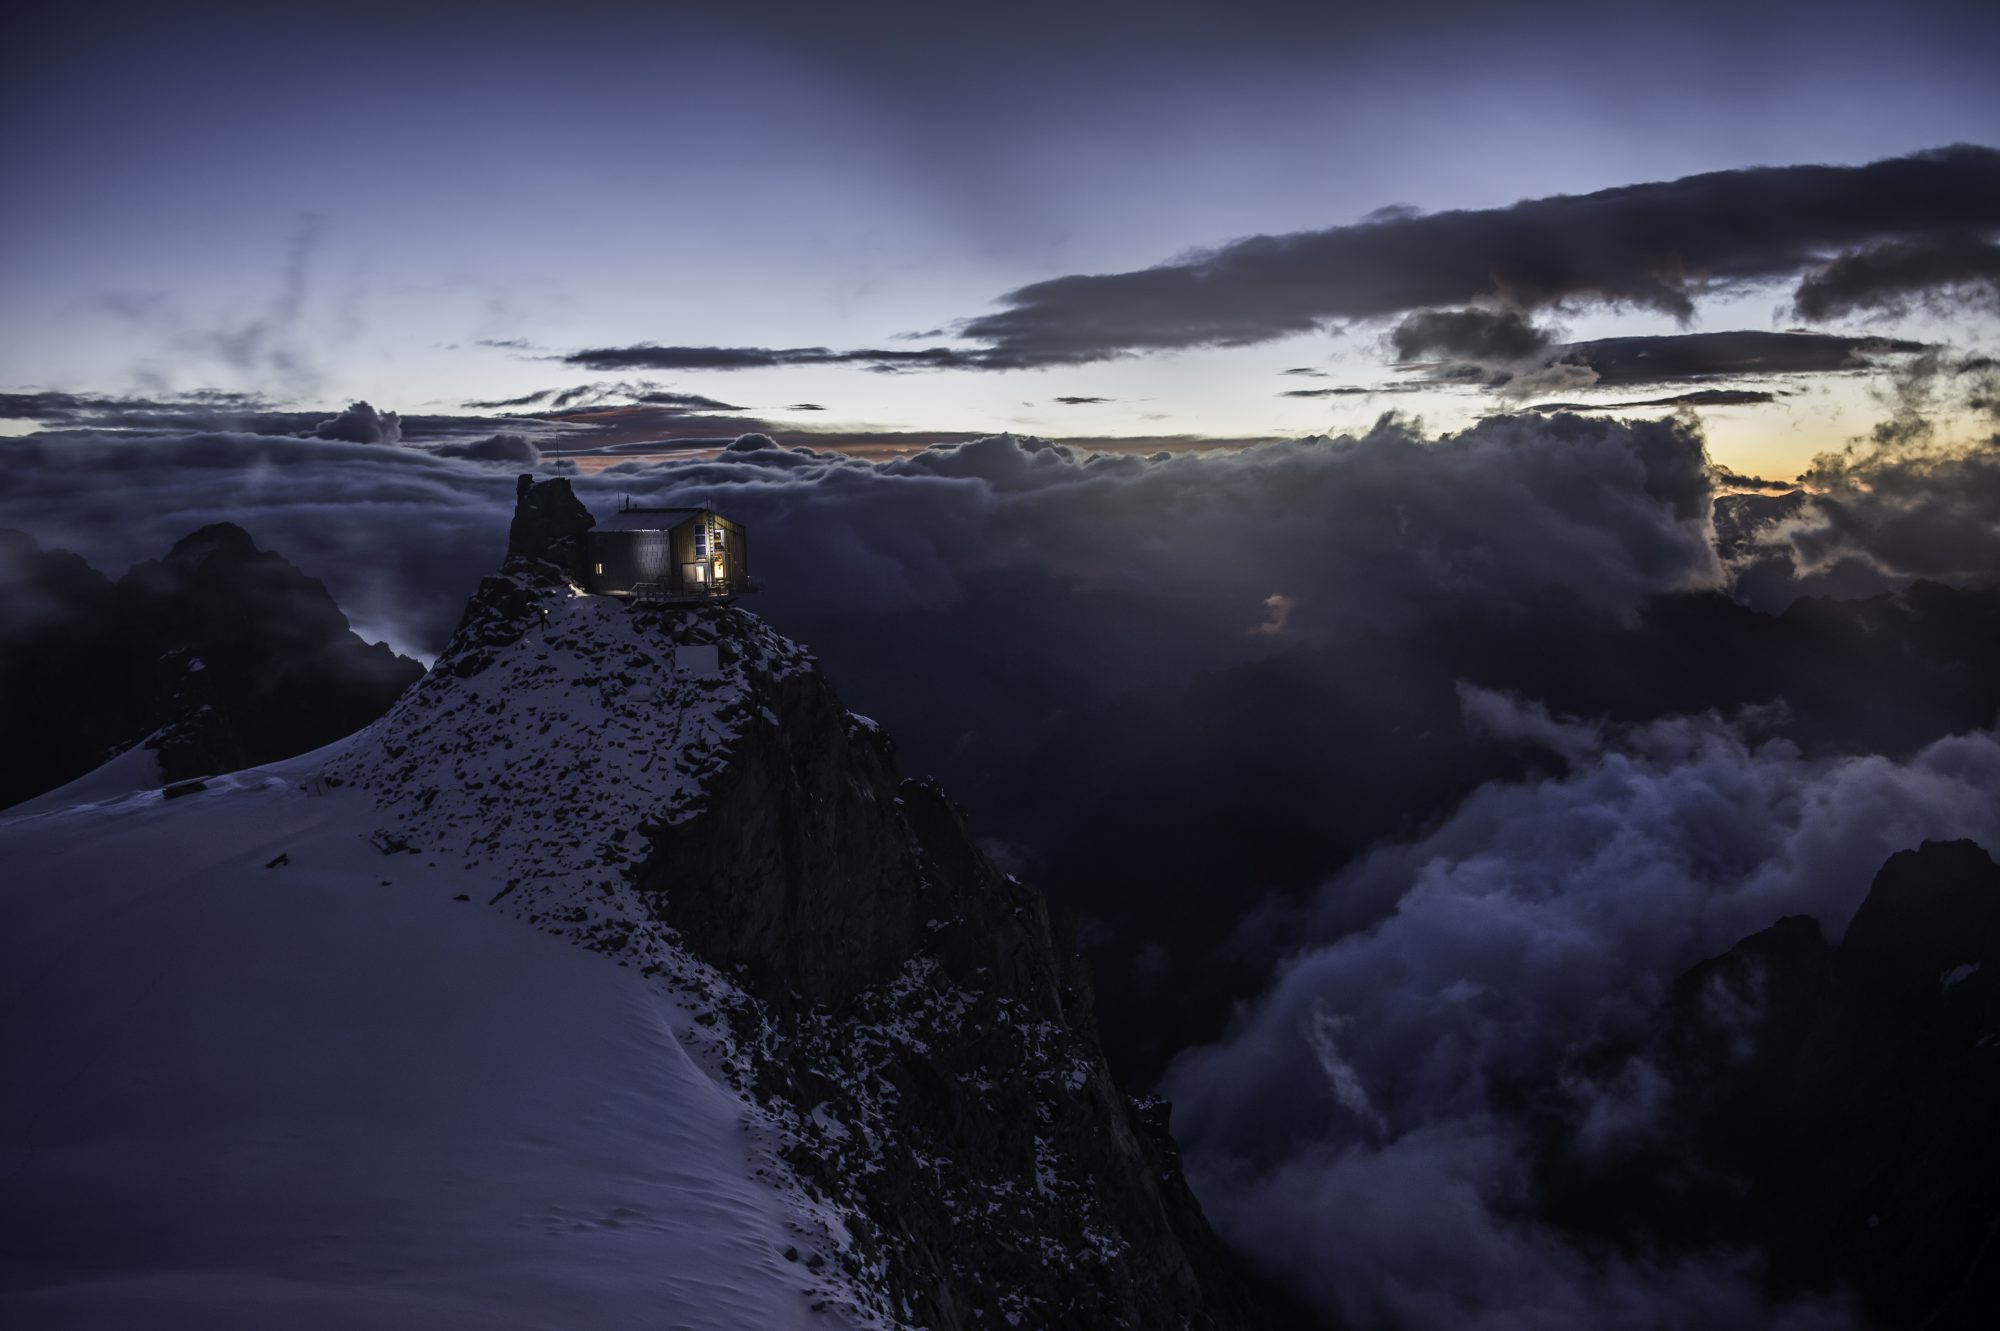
<box><xmin>0</xmin><ymin>524</ymin><xmax>422</xmax><ymax>809</ymax></box>
<box><xmin>1532</xmin><ymin>839</ymin><xmax>2000</xmax><ymax>1327</ymax></box>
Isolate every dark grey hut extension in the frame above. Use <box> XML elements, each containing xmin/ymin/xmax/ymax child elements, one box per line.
<box><xmin>584</xmin><ymin>504</ymin><xmax>755</xmax><ymax>602</ymax></box>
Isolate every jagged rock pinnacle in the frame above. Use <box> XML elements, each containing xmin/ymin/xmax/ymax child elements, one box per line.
<box><xmin>506</xmin><ymin>474</ymin><xmax>595</xmax><ymax>577</ymax></box>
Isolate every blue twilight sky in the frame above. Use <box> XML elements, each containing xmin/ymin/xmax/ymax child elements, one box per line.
<box><xmin>3</xmin><ymin>0</ymin><xmax>1997</xmax><ymax>476</ymax></box>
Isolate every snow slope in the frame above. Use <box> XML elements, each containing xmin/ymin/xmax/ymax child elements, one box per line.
<box><xmin>0</xmin><ymin>754</ymin><xmax>851</xmax><ymax>1330</ymax></box>
<box><xmin>5</xmin><ymin>739</ymin><xmax>165</xmax><ymax>817</ymax></box>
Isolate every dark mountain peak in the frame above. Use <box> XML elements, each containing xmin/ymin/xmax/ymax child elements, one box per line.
<box><xmin>0</xmin><ymin>525</ymin><xmax>44</xmax><ymax>564</ymax></box>
<box><xmin>0</xmin><ymin>526</ymin><xmax>422</xmax><ymax>809</ymax></box>
<box><xmin>1839</xmin><ymin>838</ymin><xmax>2000</xmax><ymax>994</ymax></box>
<box><xmin>1668</xmin><ymin>913</ymin><xmax>1832</xmax><ymax>1012</ymax></box>
<box><xmin>0</xmin><ymin>529</ymin><xmax>116</xmax><ymax>639</ymax></box>
<box><xmin>1538</xmin><ymin>841</ymin><xmax>2000</xmax><ymax>1326</ymax></box>
<box><xmin>1654</xmin><ymin>914</ymin><xmax>1835</xmax><ymax>1095</ymax></box>
<box><xmin>0</xmin><ymin>527</ymin><xmax>108</xmax><ymax>590</ymax></box>
<box><xmin>1693</xmin><ymin>911</ymin><xmax>1828</xmax><ymax>965</ymax></box>
<box><xmin>116</xmin><ymin>525</ymin><xmax>384</xmax><ymax>666</ymax></box>
<box><xmin>162</xmin><ymin>521</ymin><xmax>260</xmax><ymax>568</ymax></box>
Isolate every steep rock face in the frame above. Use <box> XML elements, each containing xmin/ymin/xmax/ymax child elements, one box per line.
<box><xmin>639</xmin><ymin>675</ymin><xmax>1266</xmax><ymax>1328</ymax></box>
<box><xmin>324</xmin><ymin>520</ymin><xmax>1277</xmax><ymax>1327</ymax></box>
<box><xmin>0</xmin><ymin>524</ymin><xmax>423</xmax><ymax>808</ymax></box>
<box><xmin>1534</xmin><ymin>840</ymin><xmax>2000</xmax><ymax>1328</ymax></box>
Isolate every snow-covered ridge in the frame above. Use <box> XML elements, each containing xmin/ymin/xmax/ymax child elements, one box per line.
<box><xmin>316</xmin><ymin>568</ymin><xmax>907</xmax><ymax>1323</ymax></box>
<box><xmin>327</xmin><ymin>568</ymin><xmax>812</xmax><ymax>964</ymax></box>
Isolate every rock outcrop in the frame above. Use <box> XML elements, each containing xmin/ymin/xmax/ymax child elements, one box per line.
<box><xmin>638</xmin><ymin>650</ymin><xmax>1272</xmax><ymax>1329</ymax></box>
<box><xmin>506</xmin><ymin>472</ymin><xmax>594</xmax><ymax>577</ymax></box>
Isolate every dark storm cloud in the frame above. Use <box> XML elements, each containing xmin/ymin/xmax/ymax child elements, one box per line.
<box><xmin>1052</xmin><ymin>396</ymin><xmax>1114</xmax><ymax>405</ymax></box>
<box><xmin>551</xmin><ymin>381</ymin><xmax>748</xmax><ymax>412</ymax></box>
<box><xmin>1166</xmin><ymin>696</ymin><xmax>2000</xmax><ymax>1330</ymax></box>
<box><xmin>1962</xmin><ymin>354</ymin><xmax>2000</xmax><ymax>420</ymax></box>
<box><xmin>1281</xmin><ymin>386</ymin><xmax>1375</xmax><ymax>398</ymax></box>
<box><xmin>1538</xmin><ymin>330</ymin><xmax>1924</xmax><ymax>388</ymax></box>
<box><xmin>1390</xmin><ymin>330</ymin><xmax>1924</xmax><ymax>400</ymax></box>
<box><xmin>1711</xmin><ymin>467</ymin><xmax>1793</xmax><ymax>490</ymax></box>
<box><xmin>549</xmin><ymin>384</ymin><xmax>607</xmax><ymax>408</ymax></box>
<box><xmin>1524</xmin><ymin>389</ymin><xmax>1781</xmax><ymax>412</ymax></box>
<box><xmin>432</xmin><ymin>433</ymin><xmax>541</xmax><ymax>464</ymax></box>
<box><xmin>4</xmin><ymin>390</ymin><xmax>581</xmax><ymax>444</ymax></box>
<box><xmin>1390</xmin><ymin>307</ymin><xmax>1554</xmax><ymax>363</ymax></box>
<box><xmin>561</xmin><ymin>345</ymin><xmax>807</xmax><ymax>371</ymax></box>
<box><xmin>0</xmin><ymin>388</ymin><xmax>598</xmax><ymax>443</ymax></box>
<box><xmin>462</xmin><ymin>382</ymin><xmax>748</xmax><ymax>414</ymax></box>
<box><xmin>310</xmin><ymin>400</ymin><xmax>400</xmax><ymax>443</ymax></box>
<box><xmin>633</xmin><ymin>390</ymin><xmax>744</xmax><ymax>411</ymax></box>
<box><xmin>788</xmin><ymin>402</ymin><xmax>827</xmax><ymax>411</ymax></box>
<box><xmin>462</xmin><ymin>389</ymin><xmax>553</xmax><ymax>410</ymax></box>
<box><xmin>0</xmin><ymin>389</ymin><xmax>283</xmax><ymax>428</ymax></box>
<box><xmin>1792</xmin><ymin>232</ymin><xmax>2000</xmax><ymax>320</ymax></box>
<box><xmin>548</xmin><ymin>151</ymin><xmax>1988</xmax><ymax>383</ymax></box>
<box><xmin>559</xmin><ymin>344</ymin><xmax>1008</xmax><ymax>373</ymax></box>
<box><xmin>950</xmin><ymin>145</ymin><xmax>2000</xmax><ymax>366</ymax></box>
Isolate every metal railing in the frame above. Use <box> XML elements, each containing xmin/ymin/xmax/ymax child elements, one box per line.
<box><xmin>627</xmin><ymin>579</ymin><xmax>756</xmax><ymax>604</ymax></box>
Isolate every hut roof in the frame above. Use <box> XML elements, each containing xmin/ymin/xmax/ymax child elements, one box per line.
<box><xmin>595</xmin><ymin>507</ymin><xmax>705</xmax><ymax>532</ymax></box>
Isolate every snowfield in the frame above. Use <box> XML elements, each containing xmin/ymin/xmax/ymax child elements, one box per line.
<box><xmin>0</xmin><ymin>740</ymin><xmax>851</xmax><ymax>1328</ymax></box>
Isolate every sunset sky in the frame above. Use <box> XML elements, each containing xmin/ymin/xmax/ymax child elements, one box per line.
<box><xmin>5</xmin><ymin>0</ymin><xmax>1997</xmax><ymax>479</ymax></box>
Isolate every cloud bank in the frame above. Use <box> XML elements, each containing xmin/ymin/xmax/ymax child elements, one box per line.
<box><xmin>6</xmin><ymin>397</ymin><xmax>2000</xmax><ymax>1325</ymax></box>
<box><xmin>0</xmin><ymin>430</ymin><xmax>519</xmax><ymax>657</ymax></box>
<box><xmin>311</xmin><ymin>400</ymin><xmax>400</xmax><ymax>444</ymax></box>
<box><xmin>558</xmin><ymin>344</ymin><xmax>1005</xmax><ymax>373</ymax></box>
<box><xmin>1166</xmin><ymin>698</ymin><xmax>2000</xmax><ymax>1329</ymax></box>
